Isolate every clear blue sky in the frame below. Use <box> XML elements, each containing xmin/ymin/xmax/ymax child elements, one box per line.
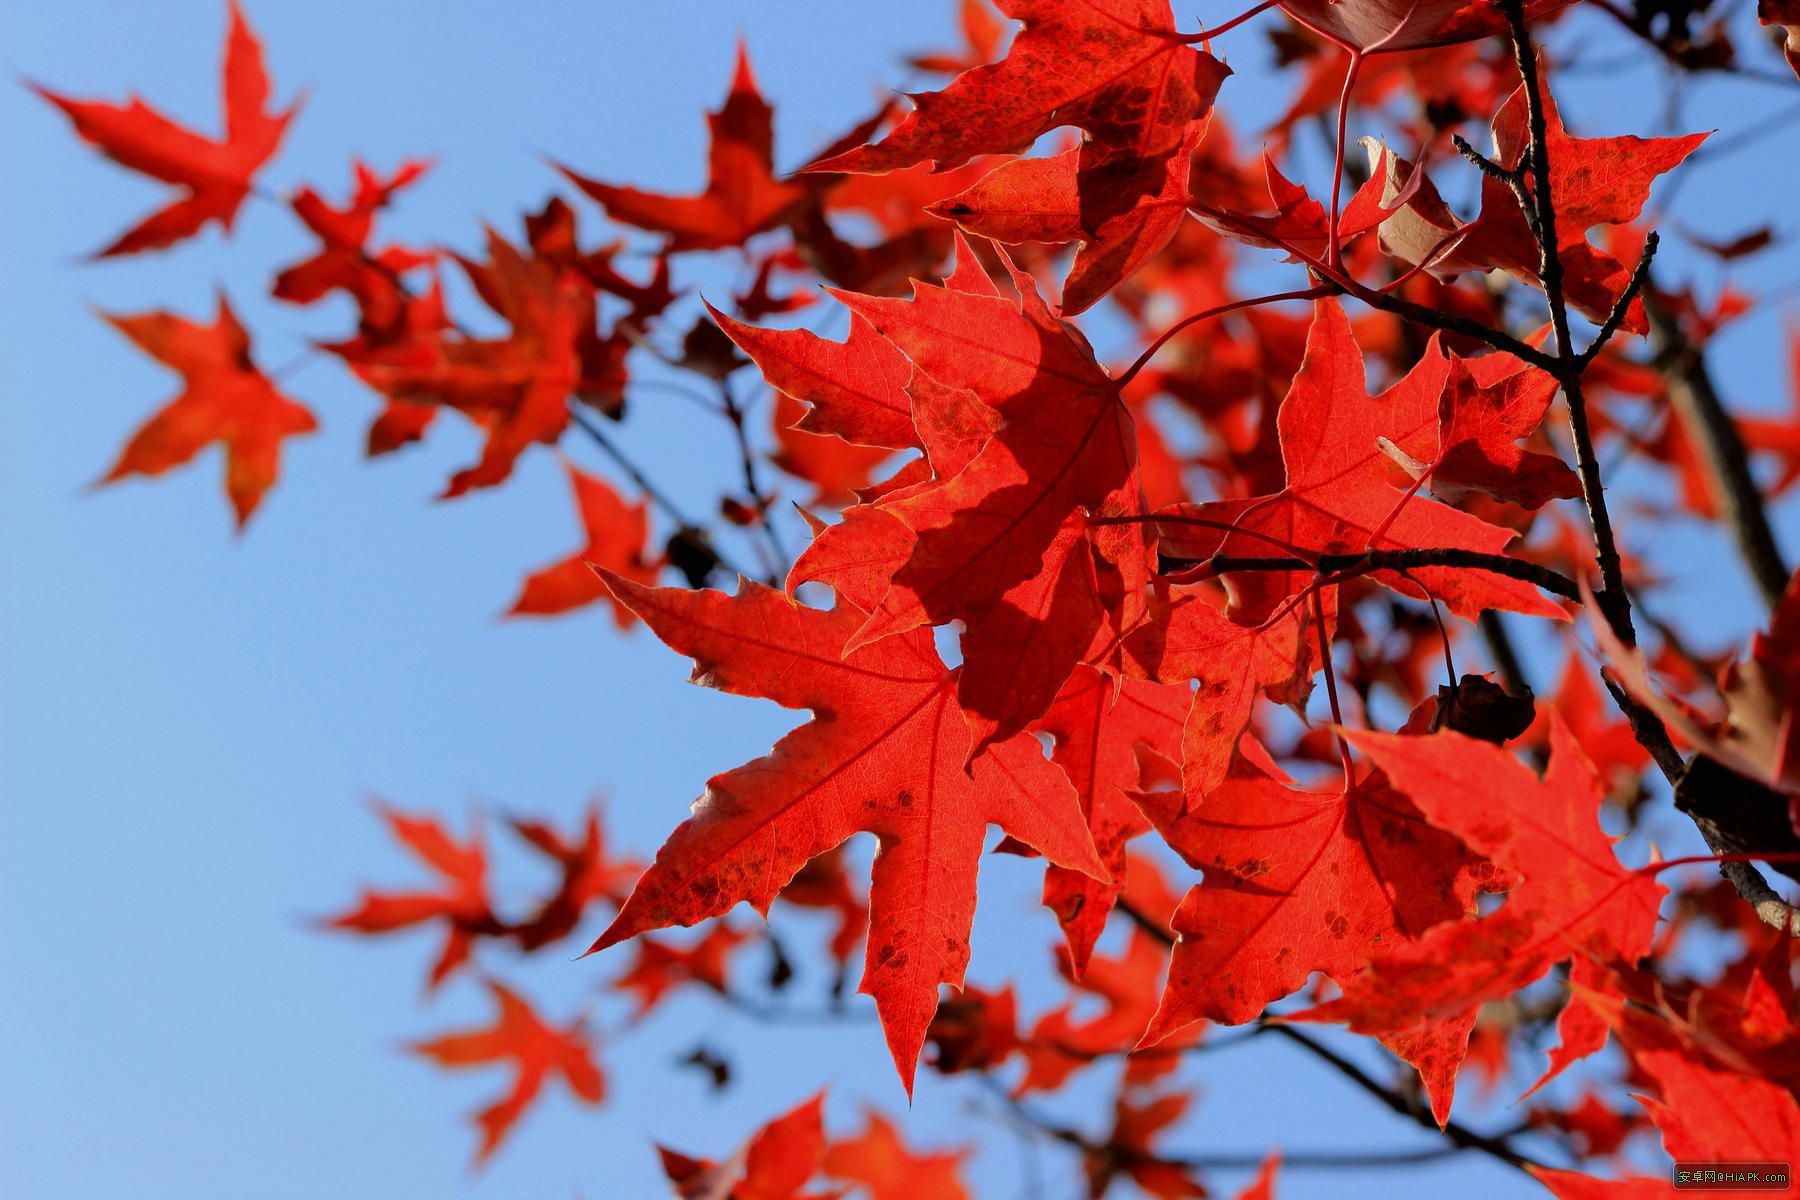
<box><xmin>2</xmin><ymin>3</ymin><xmax>1796</xmax><ymax>1199</ymax></box>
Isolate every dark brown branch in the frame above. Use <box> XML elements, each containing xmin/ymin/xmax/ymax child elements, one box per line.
<box><xmin>1493</xmin><ymin>0</ymin><xmax>1796</xmax><ymax>936</ymax></box>
<box><xmin>1703</xmin><ymin>838</ymin><xmax>1800</xmax><ymax>936</ymax></box>
<box><xmin>1642</xmin><ymin>292</ymin><xmax>1791</xmax><ymax>610</ymax></box>
<box><xmin>1450</xmin><ymin>133</ymin><xmax>1516</xmax><ymax>184</ymax></box>
<box><xmin>1598</xmin><ymin>672</ymin><xmax>1685</xmax><ymax>781</ymax></box>
<box><xmin>1112</xmin><ymin>900</ymin><xmax>1542</xmax><ymax>1174</ymax></box>
<box><xmin>1262</xmin><ymin>1026</ymin><xmax>1543</xmax><ymax>1173</ymax></box>
<box><xmin>1337</xmin><ymin>277</ymin><xmax>1565</xmax><ymax>374</ymax></box>
<box><xmin>716</xmin><ymin>378</ymin><xmax>786</xmax><ymax>585</ymax></box>
<box><xmin>1167</xmin><ymin>549</ymin><xmax>1581</xmax><ymax>601</ymax></box>
<box><xmin>1501</xmin><ymin>0</ymin><xmax>1637</xmax><ymax>646</ymax></box>
<box><xmin>1579</xmin><ymin>231</ymin><xmax>1659</xmax><ymax>365</ymax></box>
<box><xmin>567</xmin><ymin>404</ymin><xmax>753</xmax><ymax>581</ymax></box>
<box><xmin>1597</xmin><ymin>672</ymin><xmax>1800</xmax><ymax>935</ymax></box>
<box><xmin>978</xmin><ymin>1067</ymin><xmax>1531</xmax><ymax>1176</ymax></box>
<box><xmin>1186</xmin><ymin>203</ymin><xmax>1563</xmax><ymax>372</ymax></box>
<box><xmin>1478</xmin><ymin>611</ymin><xmax>1531</xmax><ymax>698</ymax></box>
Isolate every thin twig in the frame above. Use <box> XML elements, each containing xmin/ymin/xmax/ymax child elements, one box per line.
<box><xmin>977</xmin><ymin>1070</ymin><xmax>1522</xmax><ymax>1175</ymax></box>
<box><xmin>1449</xmin><ymin>133</ymin><xmax>1515</xmax><ymax>183</ymax></box>
<box><xmin>1166</xmin><ymin>549</ymin><xmax>1581</xmax><ymax>601</ymax></box>
<box><xmin>1110</xmin><ymin>900</ymin><xmax>1542</xmax><ymax>1173</ymax></box>
<box><xmin>1116</xmin><ymin>287</ymin><xmax>1329</xmax><ymax>388</ymax></box>
<box><xmin>567</xmin><ymin>404</ymin><xmax>753</xmax><ymax>581</ymax></box>
<box><xmin>717</xmin><ymin>378</ymin><xmax>786</xmax><ymax>585</ymax></box>
<box><xmin>1262</xmin><ymin>1026</ymin><xmax>1542</xmax><ymax>1173</ymax></box>
<box><xmin>1578</xmin><ymin>231</ymin><xmax>1659</xmax><ymax>366</ymax></box>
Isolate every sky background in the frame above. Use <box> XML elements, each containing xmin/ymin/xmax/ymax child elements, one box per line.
<box><xmin>3</xmin><ymin>3</ymin><xmax>1798</xmax><ymax>1199</ymax></box>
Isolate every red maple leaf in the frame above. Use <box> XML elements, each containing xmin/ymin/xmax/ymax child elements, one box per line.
<box><xmin>771</xmin><ymin>390</ymin><xmax>895</xmax><ymax>502</ymax></box>
<box><xmin>823</xmin><ymin>1108</ymin><xmax>971</xmax><ymax>1200</ymax></box>
<box><xmin>810</xmin><ymin>1</ymin><xmax>1227</xmax><ymax>200</ymax></box>
<box><xmin>272</xmin><ymin>157</ymin><xmax>432</xmax><ymax>330</ymax></box>
<box><xmin>775</xmin><ymin>845</ymin><xmax>870</xmax><ymax>967</ymax></box>
<box><xmin>506</xmin><ymin>460</ymin><xmax>659</xmax><ymax>624</ymax></box>
<box><xmin>1536</xmin><ymin>654</ymin><xmax>1651</xmax><ymax>799</ymax></box>
<box><xmin>1191</xmin><ymin>149</ymin><xmax>1399</xmax><ymax>265</ymax></box>
<box><xmin>1372</xmin><ymin>90</ymin><xmax>1705</xmax><ymax>330</ymax></box>
<box><xmin>559</xmin><ymin>44</ymin><xmax>812</xmax><ymax>252</ymax></box>
<box><xmin>321</xmin><ymin>802</ymin><xmax>501</xmax><ymax>991</ymax></box>
<box><xmin>1138</xmin><ymin>764</ymin><xmax>1491</xmax><ymax>1036</ymax></box>
<box><xmin>1523</xmin><ymin>955</ymin><xmax>1617</xmax><ymax>1100</ymax></box>
<box><xmin>910</xmin><ymin>0</ymin><xmax>1008</xmax><ymax>76</ymax></box>
<box><xmin>1352</xmin><ymin>716</ymin><xmax>1667</xmax><ymax>963</ymax></box>
<box><xmin>659</xmin><ymin>1092</ymin><xmax>833</xmax><ymax>1200</ymax></box>
<box><xmin>1153</xmin><ymin>299</ymin><xmax>1568</xmax><ymax>625</ymax></box>
<box><xmin>612</xmin><ymin>923</ymin><xmax>752</xmax><ymax>1018</ymax></box>
<box><xmin>33</xmin><ymin>0</ymin><xmax>296</xmax><ymax>257</ymax></box>
<box><xmin>1125</xmin><ymin>587</ymin><xmax>1318</xmax><ymax>803</ymax></box>
<box><xmin>710</xmin><ymin>302</ymin><xmax>921</xmax><ymax>453</ymax></box>
<box><xmin>1234</xmin><ymin>1152</ymin><xmax>1282</xmax><ymax>1200</ymax></box>
<box><xmin>926</xmin><ymin>121</ymin><xmax>1210</xmax><ymax>314</ymax></box>
<box><xmin>1031</xmin><ymin>666</ymin><xmax>1188</xmax><ymax>972</ymax></box>
<box><xmin>818</xmin><ymin>245</ymin><xmax>1153</xmax><ymax>749</ymax></box>
<box><xmin>99</xmin><ymin>298</ymin><xmax>317</xmax><ymax>528</ymax></box>
<box><xmin>1285</xmin><ymin>718</ymin><xmax>1665</xmax><ymax>1121</ymax></box>
<box><xmin>1534</xmin><ymin>1007</ymin><xmax>1800</xmax><ymax>1197</ymax></box>
<box><xmin>1018</xmin><ymin>923</ymin><xmax>1181</xmax><ymax>1094</ymax></box>
<box><xmin>1083</xmin><ymin>1087</ymin><xmax>1207</xmax><ymax>1200</ymax></box>
<box><xmin>410</xmin><ymin>979</ymin><xmax>604</xmax><ymax>1165</ymax></box>
<box><xmin>588</xmin><ymin>574</ymin><xmax>1105</xmax><ymax>1090</ymax></box>
<box><xmin>1378</xmin><ymin>345</ymin><xmax>1581</xmax><ymax>510</ymax></box>
<box><xmin>926</xmin><ymin>985</ymin><xmax>1021</xmax><ymax>1076</ymax></box>
<box><xmin>339</xmin><ymin>226</ymin><xmax>604</xmax><ymax>497</ymax></box>
<box><xmin>505</xmin><ymin>805</ymin><xmax>639</xmax><ymax>951</ymax></box>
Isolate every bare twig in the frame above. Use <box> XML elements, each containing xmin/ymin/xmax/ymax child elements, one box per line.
<box><xmin>1578</xmin><ymin>231</ymin><xmax>1659</xmax><ymax>365</ymax></box>
<box><xmin>976</xmin><ymin>1070</ymin><xmax>1528</xmax><ymax>1176</ymax></box>
<box><xmin>1165</xmin><ymin>549</ymin><xmax>1581</xmax><ymax>601</ymax></box>
<box><xmin>1261</xmin><ymin>1027</ymin><xmax>1543</xmax><ymax>1173</ymax></box>
<box><xmin>1112</xmin><ymin>900</ymin><xmax>1543</xmax><ymax>1173</ymax></box>
<box><xmin>1450</xmin><ymin>133</ymin><xmax>1516</xmax><ymax>184</ymax></box>
<box><xmin>716</xmin><ymin>378</ymin><xmax>786</xmax><ymax>585</ymax></box>
<box><xmin>567</xmin><ymin>404</ymin><xmax>753</xmax><ymax>581</ymax></box>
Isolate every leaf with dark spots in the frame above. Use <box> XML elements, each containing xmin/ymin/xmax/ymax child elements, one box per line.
<box><xmin>1139</xmin><ymin>769</ymin><xmax>1490</xmax><ymax>1037</ymax></box>
<box><xmin>589</xmin><ymin>574</ymin><xmax>1104</xmax><ymax>1091</ymax></box>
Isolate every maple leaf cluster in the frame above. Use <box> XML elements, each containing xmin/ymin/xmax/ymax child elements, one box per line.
<box><xmin>37</xmin><ymin>0</ymin><xmax>1800</xmax><ymax>1193</ymax></box>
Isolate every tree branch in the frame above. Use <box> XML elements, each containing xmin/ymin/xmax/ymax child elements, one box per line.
<box><xmin>1500</xmin><ymin>0</ymin><xmax>1637</xmax><ymax>645</ymax></box>
<box><xmin>1262</xmin><ymin>1026</ymin><xmax>1543</xmax><ymax>1173</ymax></box>
<box><xmin>1112</xmin><ymin>900</ymin><xmax>1543</xmax><ymax>1174</ymax></box>
<box><xmin>1163</xmin><ymin>548</ymin><xmax>1581</xmax><ymax>601</ymax></box>
<box><xmin>716</xmin><ymin>377</ymin><xmax>786</xmax><ymax>586</ymax></box>
<box><xmin>977</xmin><ymin>1069</ymin><xmax>1531</xmax><ymax>1178</ymax></box>
<box><xmin>1578</xmin><ymin>231</ymin><xmax>1659</xmax><ymax>366</ymax></box>
<box><xmin>566</xmin><ymin>404</ymin><xmax>753</xmax><ymax>582</ymax></box>
<box><xmin>1642</xmin><ymin>291</ymin><xmax>1791</xmax><ymax>610</ymax></box>
<box><xmin>1478</xmin><ymin>611</ymin><xmax>1531</xmax><ymax>698</ymax></box>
